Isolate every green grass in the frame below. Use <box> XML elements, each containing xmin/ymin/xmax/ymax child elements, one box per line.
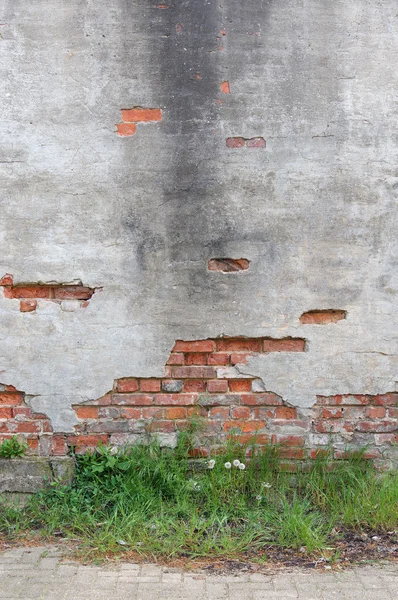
<box><xmin>1</xmin><ymin>432</ymin><xmax>398</xmax><ymax>560</ymax></box>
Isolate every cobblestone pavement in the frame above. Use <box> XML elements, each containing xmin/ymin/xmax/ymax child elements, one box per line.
<box><xmin>0</xmin><ymin>546</ymin><xmax>398</xmax><ymax>599</ymax></box>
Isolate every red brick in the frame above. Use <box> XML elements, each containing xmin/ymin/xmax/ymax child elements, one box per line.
<box><xmin>275</xmin><ymin>407</ymin><xmax>297</xmax><ymax>419</ymax></box>
<box><xmin>366</xmin><ymin>407</ymin><xmax>386</xmax><ymax>419</ymax></box>
<box><xmin>53</xmin><ymin>286</ymin><xmax>93</xmax><ymax>300</ymax></box>
<box><xmin>166</xmin><ymin>353</ymin><xmax>185</xmax><ymax>365</ymax></box>
<box><xmin>246</xmin><ymin>137</ymin><xmax>266</xmax><ymax>148</ymax></box>
<box><xmin>374</xmin><ymin>393</ymin><xmax>398</xmax><ymax>406</ymax></box>
<box><xmin>224</xmin><ymin>420</ymin><xmax>265</xmax><ymax>433</ymax></box>
<box><xmin>241</xmin><ymin>393</ymin><xmax>283</xmax><ymax>406</ymax></box>
<box><xmin>209</xmin><ymin>407</ymin><xmax>230</xmax><ymax>419</ymax></box>
<box><xmin>208</xmin><ymin>258</ymin><xmax>249</xmax><ymax>272</ymax></box>
<box><xmin>272</xmin><ymin>434</ymin><xmax>305</xmax><ymax>447</ymax></box>
<box><xmin>0</xmin><ymin>273</ymin><xmax>13</xmax><ymax>286</ymax></box>
<box><xmin>235</xmin><ymin>433</ymin><xmax>270</xmax><ymax>445</ymax></box>
<box><xmin>94</xmin><ymin>393</ymin><xmax>112</xmax><ymax>406</ymax></box>
<box><xmin>52</xmin><ymin>434</ymin><xmax>67</xmax><ymax>456</ymax></box>
<box><xmin>0</xmin><ymin>393</ymin><xmax>24</xmax><ymax>406</ymax></box>
<box><xmin>315</xmin><ymin>395</ymin><xmax>342</xmax><ymax>406</ymax></box>
<box><xmin>119</xmin><ymin>407</ymin><xmax>142</xmax><ymax>419</ymax></box>
<box><xmin>375</xmin><ymin>433</ymin><xmax>397</xmax><ymax>445</ymax></box>
<box><xmin>68</xmin><ymin>434</ymin><xmax>108</xmax><ymax>448</ymax></box>
<box><xmin>148</xmin><ymin>420</ymin><xmax>175</xmax><ymax>432</ymax></box>
<box><xmin>117</xmin><ymin>378</ymin><xmax>139</xmax><ymax>393</ymax></box>
<box><xmin>279</xmin><ymin>447</ymin><xmax>305</xmax><ymax>459</ymax></box>
<box><xmin>142</xmin><ymin>407</ymin><xmax>163</xmax><ymax>418</ymax></box>
<box><xmin>13</xmin><ymin>422</ymin><xmax>41</xmax><ymax>433</ymax></box>
<box><xmin>229</xmin><ymin>380</ymin><xmax>252</xmax><ymax>393</ymax></box>
<box><xmin>340</xmin><ymin>395</ymin><xmax>370</xmax><ymax>405</ymax></box>
<box><xmin>388</xmin><ymin>407</ymin><xmax>398</xmax><ymax>418</ymax></box>
<box><xmin>171</xmin><ymin>366</ymin><xmax>216</xmax><ymax>379</ymax></box>
<box><xmin>116</xmin><ymin>122</ymin><xmax>137</xmax><ymax>136</ymax></box>
<box><xmin>183</xmin><ymin>380</ymin><xmax>206</xmax><ymax>393</ymax></box>
<box><xmin>75</xmin><ymin>406</ymin><xmax>99</xmax><ymax>419</ymax></box>
<box><xmin>230</xmin><ymin>406</ymin><xmax>251</xmax><ymax>419</ymax></box>
<box><xmin>216</xmin><ymin>338</ymin><xmax>261</xmax><ymax>352</ymax></box>
<box><xmin>0</xmin><ymin>407</ymin><xmax>12</xmax><ymax>419</ymax></box>
<box><xmin>26</xmin><ymin>437</ymin><xmax>39</xmax><ymax>452</ymax></box>
<box><xmin>313</xmin><ymin>420</ymin><xmax>355</xmax><ymax>433</ymax></box>
<box><xmin>121</xmin><ymin>108</ymin><xmax>162</xmax><ymax>122</ymax></box>
<box><xmin>356</xmin><ymin>421</ymin><xmax>397</xmax><ymax>433</ymax></box>
<box><xmin>10</xmin><ymin>286</ymin><xmax>52</xmax><ymax>299</ymax></box>
<box><xmin>140</xmin><ymin>379</ymin><xmax>161</xmax><ymax>392</ymax></box>
<box><xmin>221</xmin><ymin>81</ymin><xmax>230</xmax><ymax>94</ymax></box>
<box><xmin>252</xmin><ymin>407</ymin><xmax>275</xmax><ymax>419</ymax></box>
<box><xmin>189</xmin><ymin>447</ymin><xmax>209</xmax><ymax>458</ymax></box>
<box><xmin>173</xmin><ymin>340</ymin><xmax>215</xmax><ymax>352</ymax></box>
<box><xmin>185</xmin><ymin>353</ymin><xmax>208</xmax><ymax>365</ymax></box>
<box><xmin>230</xmin><ymin>353</ymin><xmax>252</xmax><ymax>365</ymax></box>
<box><xmin>226</xmin><ymin>137</ymin><xmax>245</xmax><ymax>148</ymax></box>
<box><xmin>207</xmin><ymin>353</ymin><xmax>230</xmax><ymax>365</ymax></box>
<box><xmin>154</xmin><ymin>394</ymin><xmax>195</xmax><ymax>406</ymax></box>
<box><xmin>262</xmin><ymin>338</ymin><xmax>305</xmax><ymax>352</ymax></box>
<box><xmin>300</xmin><ymin>310</ymin><xmax>346</xmax><ymax>324</ymax></box>
<box><xmin>112</xmin><ymin>394</ymin><xmax>153</xmax><ymax>406</ymax></box>
<box><xmin>321</xmin><ymin>407</ymin><xmax>343</xmax><ymax>419</ymax></box>
<box><xmin>164</xmin><ymin>407</ymin><xmax>187</xmax><ymax>419</ymax></box>
<box><xmin>20</xmin><ymin>299</ymin><xmax>37</xmax><ymax>312</ymax></box>
<box><xmin>12</xmin><ymin>406</ymin><xmax>31</xmax><ymax>418</ymax></box>
<box><xmin>207</xmin><ymin>380</ymin><xmax>228</xmax><ymax>393</ymax></box>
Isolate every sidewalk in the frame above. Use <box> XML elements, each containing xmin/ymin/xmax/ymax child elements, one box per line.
<box><xmin>0</xmin><ymin>545</ymin><xmax>397</xmax><ymax>599</ymax></box>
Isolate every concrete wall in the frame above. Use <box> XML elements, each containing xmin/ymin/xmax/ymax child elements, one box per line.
<box><xmin>1</xmin><ymin>0</ymin><xmax>398</xmax><ymax>461</ymax></box>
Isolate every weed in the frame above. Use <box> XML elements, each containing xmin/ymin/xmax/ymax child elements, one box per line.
<box><xmin>0</xmin><ymin>436</ymin><xmax>28</xmax><ymax>458</ymax></box>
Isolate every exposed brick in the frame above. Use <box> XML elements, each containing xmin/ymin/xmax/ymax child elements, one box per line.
<box><xmin>120</xmin><ymin>407</ymin><xmax>142</xmax><ymax>419</ymax></box>
<box><xmin>117</xmin><ymin>378</ymin><xmax>139</xmax><ymax>393</ymax></box>
<box><xmin>98</xmin><ymin>407</ymin><xmax>120</xmax><ymax>418</ymax></box>
<box><xmin>373</xmin><ymin>393</ymin><xmax>398</xmax><ymax>406</ymax></box>
<box><xmin>313</xmin><ymin>420</ymin><xmax>355</xmax><ymax>433</ymax></box>
<box><xmin>207</xmin><ymin>353</ymin><xmax>230</xmax><ymax>365</ymax></box>
<box><xmin>198</xmin><ymin>394</ymin><xmax>241</xmax><ymax>407</ymax></box>
<box><xmin>275</xmin><ymin>407</ymin><xmax>297</xmax><ymax>419</ymax></box>
<box><xmin>216</xmin><ymin>338</ymin><xmax>262</xmax><ymax>352</ymax></box>
<box><xmin>279</xmin><ymin>447</ymin><xmax>305</xmax><ymax>459</ymax></box>
<box><xmin>221</xmin><ymin>81</ymin><xmax>230</xmax><ymax>94</ymax></box>
<box><xmin>10</xmin><ymin>286</ymin><xmax>52</xmax><ymax>299</ymax></box>
<box><xmin>355</xmin><ymin>421</ymin><xmax>397</xmax><ymax>433</ymax></box>
<box><xmin>321</xmin><ymin>407</ymin><xmax>343</xmax><ymax>419</ymax></box>
<box><xmin>246</xmin><ymin>137</ymin><xmax>266</xmax><ymax>148</ymax></box>
<box><xmin>111</xmin><ymin>394</ymin><xmax>153</xmax><ymax>406</ymax></box>
<box><xmin>0</xmin><ymin>393</ymin><xmax>24</xmax><ymax>406</ymax></box>
<box><xmin>142</xmin><ymin>407</ymin><xmax>163</xmax><ymax>418</ymax></box>
<box><xmin>154</xmin><ymin>394</ymin><xmax>196</xmax><ymax>406</ymax></box>
<box><xmin>12</xmin><ymin>422</ymin><xmax>41</xmax><ymax>433</ymax></box>
<box><xmin>229</xmin><ymin>379</ymin><xmax>252</xmax><ymax>393</ymax></box>
<box><xmin>166</xmin><ymin>352</ymin><xmax>185</xmax><ymax>365</ymax></box>
<box><xmin>208</xmin><ymin>258</ymin><xmax>249</xmax><ymax>272</ymax></box>
<box><xmin>226</xmin><ymin>137</ymin><xmax>245</xmax><ymax>148</ymax></box>
<box><xmin>52</xmin><ymin>434</ymin><xmax>67</xmax><ymax>456</ymax></box>
<box><xmin>75</xmin><ymin>406</ymin><xmax>99</xmax><ymax>419</ymax></box>
<box><xmin>237</xmin><ymin>433</ymin><xmax>270</xmax><ymax>445</ymax></box>
<box><xmin>183</xmin><ymin>380</ymin><xmax>206</xmax><ymax>393</ymax></box>
<box><xmin>148</xmin><ymin>420</ymin><xmax>175</xmax><ymax>433</ymax></box>
<box><xmin>230</xmin><ymin>353</ymin><xmax>252</xmax><ymax>365</ymax></box>
<box><xmin>171</xmin><ymin>366</ymin><xmax>216</xmax><ymax>379</ymax></box>
<box><xmin>375</xmin><ymin>433</ymin><xmax>397</xmax><ymax>445</ymax></box>
<box><xmin>68</xmin><ymin>434</ymin><xmax>108</xmax><ymax>449</ymax></box>
<box><xmin>116</xmin><ymin>122</ymin><xmax>137</xmax><ymax>136</ymax></box>
<box><xmin>12</xmin><ymin>407</ymin><xmax>32</xmax><ymax>418</ymax></box>
<box><xmin>207</xmin><ymin>380</ymin><xmax>228</xmax><ymax>393</ymax></box>
<box><xmin>230</xmin><ymin>406</ymin><xmax>251</xmax><ymax>419</ymax></box>
<box><xmin>0</xmin><ymin>273</ymin><xmax>13</xmax><ymax>286</ymax></box>
<box><xmin>241</xmin><ymin>393</ymin><xmax>283</xmax><ymax>406</ymax></box>
<box><xmin>366</xmin><ymin>407</ymin><xmax>386</xmax><ymax>419</ymax></box>
<box><xmin>121</xmin><ymin>108</ymin><xmax>162</xmax><ymax>122</ymax></box>
<box><xmin>20</xmin><ymin>299</ymin><xmax>37</xmax><ymax>312</ymax></box>
<box><xmin>0</xmin><ymin>407</ymin><xmax>12</xmax><ymax>419</ymax></box>
<box><xmin>224</xmin><ymin>420</ymin><xmax>266</xmax><ymax>433</ymax></box>
<box><xmin>185</xmin><ymin>352</ymin><xmax>208</xmax><ymax>365</ymax></box>
<box><xmin>53</xmin><ymin>286</ymin><xmax>94</xmax><ymax>300</ymax></box>
<box><xmin>164</xmin><ymin>407</ymin><xmax>187</xmax><ymax>419</ymax></box>
<box><xmin>300</xmin><ymin>309</ymin><xmax>346</xmax><ymax>324</ymax></box>
<box><xmin>272</xmin><ymin>434</ymin><xmax>305</xmax><ymax>447</ymax></box>
<box><xmin>262</xmin><ymin>338</ymin><xmax>306</xmax><ymax>352</ymax></box>
<box><xmin>140</xmin><ymin>379</ymin><xmax>161</xmax><ymax>392</ymax></box>
<box><xmin>209</xmin><ymin>407</ymin><xmax>230</xmax><ymax>420</ymax></box>
<box><xmin>173</xmin><ymin>340</ymin><xmax>215</xmax><ymax>352</ymax></box>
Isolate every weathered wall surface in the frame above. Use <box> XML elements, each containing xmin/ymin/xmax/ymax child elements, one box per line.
<box><xmin>1</xmin><ymin>1</ymin><xmax>398</xmax><ymax>460</ymax></box>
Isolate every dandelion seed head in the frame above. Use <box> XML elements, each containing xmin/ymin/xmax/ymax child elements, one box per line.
<box><xmin>233</xmin><ymin>459</ymin><xmax>240</xmax><ymax>467</ymax></box>
<box><xmin>238</xmin><ymin>463</ymin><xmax>246</xmax><ymax>470</ymax></box>
<box><xmin>224</xmin><ymin>462</ymin><xmax>232</xmax><ymax>469</ymax></box>
<box><xmin>208</xmin><ymin>459</ymin><xmax>216</xmax><ymax>469</ymax></box>
<box><xmin>256</xmin><ymin>495</ymin><xmax>262</xmax><ymax>501</ymax></box>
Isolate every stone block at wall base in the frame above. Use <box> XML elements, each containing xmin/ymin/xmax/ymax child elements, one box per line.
<box><xmin>0</xmin><ymin>456</ymin><xmax>75</xmax><ymax>496</ymax></box>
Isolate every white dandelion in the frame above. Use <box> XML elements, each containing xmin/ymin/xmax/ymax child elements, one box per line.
<box><xmin>233</xmin><ymin>459</ymin><xmax>240</xmax><ymax>467</ymax></box>
<box><xmin>224</xmin><ymin>462</ymin><xmax>232</xmax><ymax>469</ymax></box>
<box><xmin>208</xmin><ymin>459</ymin><xmax>216</xmax><ymax>469</ymax></box>
<box><xmin>261</xmin><ymin>482</ymin><xmax>272</xmax><ymax>488</ymax></box>
<box><xmin>238</xmin><ymin>463</ymin><xmax>246</xmax><ymax>470</ymax></box>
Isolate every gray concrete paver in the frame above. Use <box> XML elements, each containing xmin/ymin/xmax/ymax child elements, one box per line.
<box><xmin>0</xmin><ymin>546</ymin><xmax>397</xmax><ymax>599</ymax></box>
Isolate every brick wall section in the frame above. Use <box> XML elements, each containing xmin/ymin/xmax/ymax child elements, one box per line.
<box><xmin>0</xmin><ymin>274</ymin><xmax>96</xmax><ymax>312</ymax></box>
<box><xmin>226</xmin><ymin>137</ymin><xmax>266</xmax><ymax>149</ymax></box>
<box><xmin>116</xmin><ymin>107</ymin><xmax>163</xmax><ymax>136</ymax></box>
<box><xmin>2</xmin><ymin>338</ymin><xmax>397</xmax><ymax>467</ymax></box>
<box><xmin>0</xmin><ymin>385</ymin><xmax>66</xmax><ymax>455</ymax></box>
<box><xmin>300</xmin><ymin>310</ymin><xmax>347</xmax><ymax>324</ymax></box>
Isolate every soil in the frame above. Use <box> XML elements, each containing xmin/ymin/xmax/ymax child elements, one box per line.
<box><xmin>0</xmin><ymin>528</ymin><xmax>397</xmax><ymax>573</ymax></box>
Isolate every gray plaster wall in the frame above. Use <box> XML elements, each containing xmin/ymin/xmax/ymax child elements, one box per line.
<box><xmin>1</xmin><ymin>0</ymin><xmax>398</xmax><ymax>431</ymax></box>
